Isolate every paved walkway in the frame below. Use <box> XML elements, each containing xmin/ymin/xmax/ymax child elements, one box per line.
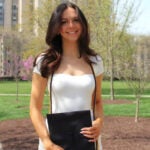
<box><xmin>0</xmin><ymin>93</ymin><xmax>149</xmax><ymax>97</ymax></box>
<box><xmin>0</xmin><ymin>94</ymin><xmax>30</xmax><ymax>96</ymax></box>
<box><xmin>0</xmin><ymin>143</ymin><xmax>3</xmax><ymax>150</ymax></box>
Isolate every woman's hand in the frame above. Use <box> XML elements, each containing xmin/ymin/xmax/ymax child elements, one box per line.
<box><xmin>43</xmin><ymin>138</ymin><xmax>64</xmax><ymax>150</ymax></box>
<box><xmin>80</xmin><ymin>118</ymin><xmax>103</xmax><ymax>142</ymax></box>
<box><xmin>46</xmin><ymin>144</ymin><xmax>64</xmax><ymax>150</ymax></box>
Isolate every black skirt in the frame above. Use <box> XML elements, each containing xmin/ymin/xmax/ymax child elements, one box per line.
<box><xmin>47</xmin><ymin>110</ymin><xmax>95</xmax><ymax>150</ymax></box>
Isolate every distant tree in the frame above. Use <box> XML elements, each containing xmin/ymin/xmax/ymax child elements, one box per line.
<box><xmin>121</xmin><ymin>36</ymin><xmax>150</xmax><ymax>122</ymax></box>
<box><xmin>20</xmin><ymin>56</ymin><xmax>34</xmax><ymax>80</ymax></box>
<box><xmin>3</xmin><ymin>50</ymin><xmax>22</xmax><ymax>101</ymax></box>
<box><xmin>135</xmin><ymin>35</ymin><xmax>150</xmax><ymax>78</ymax></box>
<box><xmin>22</xmin><ymin>0</ymin><xmax>57</xmax><ymax>57</ymax></box>
<box><xmin>79</xmin><ymin>0</ymin><xmax>140</xmax><ymax>100</ymax></box>
<box><xmin>3</xmin><ymin>31</ymin><xmax>25</xmax><ymax>101</ymax></box>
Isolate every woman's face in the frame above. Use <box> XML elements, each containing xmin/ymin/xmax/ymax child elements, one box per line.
<box><xmin>59</xmin><ymin>7</ymin><xmax>82</xmax><ymax>43</ymax></box>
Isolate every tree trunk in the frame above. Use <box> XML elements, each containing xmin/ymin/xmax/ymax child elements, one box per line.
<box><xmin>16</xmin><ymin>78</ymin><xmax>19</xmax><ymax>102</ymax></box>
<box><xmin>135</xmin><ymin>98</ymin><xmax>140</xmax><ymax>122</ymax></box>
<box><xmin>110</xmin><ymin>49</ymin><xmax>115</xmax><ymax>100</ymax></box>
<box><xmin>110</xmin><ymin>71</ymin><xmax>115</xmax><ymax>100</ymax></box>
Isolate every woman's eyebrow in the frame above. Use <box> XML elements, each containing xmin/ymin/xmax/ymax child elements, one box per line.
<box><xmin>61</xmin><ymin>16</ymin><xmax>79</xmax><ymax>20</ymax></box>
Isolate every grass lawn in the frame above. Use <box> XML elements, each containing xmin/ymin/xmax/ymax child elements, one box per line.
<box><xmin>0</xmin><ymin>80</ymin><xmax>149</xmax><ymax>121</ymax></box>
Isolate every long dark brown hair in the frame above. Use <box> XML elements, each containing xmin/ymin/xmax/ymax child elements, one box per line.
<box><xmin>34</xmin><ymin>1</ymin><xmax>97</xmax><ymax>78</ymax></box>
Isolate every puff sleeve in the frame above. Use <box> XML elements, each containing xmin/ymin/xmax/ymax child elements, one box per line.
<box><xmin>90</xmin><ymin>55</ymin><xmax>104</xmax><ymax>76</ymax></box>
<box><xmin>33</xmin><ymin>55</ymin><xmax>44</xmax><ymax>76</ymax></box>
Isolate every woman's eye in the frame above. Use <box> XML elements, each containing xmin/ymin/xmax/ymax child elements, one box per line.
<box><xmin>61</xmin><ymin>20</ymin><xmax>67</xmax><ymax>24</ymax></box>
<box><xmin>74</xmin><ymin>18</ymin><xmax>80</xmax><ymax>22</ymax></box>
<box><xmin>60</xmin><ymin>18</ymin><xmax>80</xmax><ymax>25</ymax></box>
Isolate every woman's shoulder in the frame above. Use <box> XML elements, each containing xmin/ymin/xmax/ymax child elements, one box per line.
<box><xmin>89</xmin><ymin>55</ymin><xmax>104</xmax><ymax>76</ymax></box>
<box><xmin>89</xmin><ymin>55</ymin><xmax>103</xmax><ymax>63</ymax></box>
<box><xmin>33</xmin><ymin>53</ymin><xmax>45</xmax><ymax>75</ymax></box>
<box><xmin>35</xmin><ymin>53</ymin><xmax>45</xmax><ymax>64</ymax></box>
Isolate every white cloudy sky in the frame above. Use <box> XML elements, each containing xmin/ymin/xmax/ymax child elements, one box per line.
<box><xmin>128</xmin><ymin>0</ymin><xmax>150</xmax><ymax>35</ymax></box>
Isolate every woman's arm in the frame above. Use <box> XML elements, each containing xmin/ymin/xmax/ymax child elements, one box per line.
<box><xmin>30</xmin><ymin>73</ymin><xmax>51</xmax><ymax>145</ymax></box>
<box><xmin>92</xmin><ymin>74</ymin><xmax>104</xmax><ymax>140</ymax></box>
<box><xmin>94</xmin><ymin>74</ymin><xmax>104</xmax><ymax>122</ymax></box>
<box><xmin>30</xmin><ymin>73</ymin><xmax>64</xmax><ymax>150</ymax></box>
<box><xmin>80</xmin><ymin>74</ymin><xmax>103</xmax><ymax>142</ymax></box>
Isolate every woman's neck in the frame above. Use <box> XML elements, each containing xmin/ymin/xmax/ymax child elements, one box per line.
<box><xmin>62</xmin><ymin>41</ymin><xmax>80</xmax><ymax>58</ymax></box>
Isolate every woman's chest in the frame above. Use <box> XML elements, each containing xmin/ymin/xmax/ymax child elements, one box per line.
<box><xmin>55</xmin><ymin>59</ymin><xmax>92</xmax><ymax>76</ymax></box>
<box><xmin>51</xmin><ymin>74</ymin><xmax>95</xmax><ymax>94</ymax></box>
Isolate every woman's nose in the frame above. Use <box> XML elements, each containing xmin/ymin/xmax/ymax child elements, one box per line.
<box><xmin>68</xmin><ymin>21</ymin><xmax>74</xmax><ymax>27</ymax></box>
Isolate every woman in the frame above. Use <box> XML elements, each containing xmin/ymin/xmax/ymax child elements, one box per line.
<box><xmin>30</xmin><ymin>1</ymin><xmax>104</xmax><ymax>150</ymax></box>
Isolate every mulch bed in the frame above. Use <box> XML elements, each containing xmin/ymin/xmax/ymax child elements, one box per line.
<box><xmin>0</xmin><ymin>117</ymin><xmax>150</xmax><ymax>150</ymax></box>
<box><xmin>0</xmin><ymin>100</ymin><xmax>150</xmax><ymax>150</ymax></box>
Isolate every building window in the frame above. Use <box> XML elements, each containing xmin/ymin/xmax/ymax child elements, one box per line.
<box><xmin>0</xmin><ymin>0</ymin><xmax>4</xmax><ymax>26</ymax></box>
<box><xmin>12</xmin><ymin>0</ymin><xmax>18</xmax><ymax>25</ymax></box>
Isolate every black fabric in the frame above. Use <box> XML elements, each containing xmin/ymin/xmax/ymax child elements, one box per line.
<box><xmin>47</xmin><ymin>110</ymin><xmax>95</xmax><ymax>150</ymax></box>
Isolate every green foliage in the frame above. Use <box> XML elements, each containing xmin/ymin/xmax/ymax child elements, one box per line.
<box><xmin>22</xmin><ymin>49</ymin><xmax>37</xmax><ymax>59</ymax></box>
<box><xmin>78</xmin><ymin>0</ymin><xmax>111</xmax><ymax>53</ymax></box>
<box><xmin>22</xmin><ymin>0</ymin><xmax>61</xmax><ymax>57</ymax></box>
<box><xmin>3</xmin><ymin>31</ymin><xmax>25</xmax><ymax>52</ymax></box>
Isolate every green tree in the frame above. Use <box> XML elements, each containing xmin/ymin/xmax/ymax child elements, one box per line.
<box><xmin>22</xmin><ymin>0</ymin><xmax>59</xmax><ymax>57</ymax></box>
<box><xmin>2</xmin><ymin>31</ymin><xmax>25</xmax><ymax>101</ymax></box>
<box><xmin>79</xmin><ymin>0</ymin><xmax>140</xmax><ymax>100</ymax></box>
<box><xmin>121</xmin><ymin>35</ymin><xmax>150</xmax><ymax>122</ymax></box>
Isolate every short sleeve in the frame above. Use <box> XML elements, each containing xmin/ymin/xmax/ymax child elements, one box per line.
<box><xmin>90</xmin><ymin>55</ymin><xmax>104</xmax><ymax>76</ymax></box>
<box><xmin>33</xmin><ymin>55</ymin><xmax>44</xmax><ymax>76</ymax></box>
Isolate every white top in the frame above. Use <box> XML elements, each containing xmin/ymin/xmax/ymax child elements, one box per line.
<box><xmin>33</xmin><ymin>55</ymin><xmax>104</xmax><ymax>113</ymax></box>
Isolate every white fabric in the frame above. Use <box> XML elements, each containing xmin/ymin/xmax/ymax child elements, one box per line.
<box><xmin>51</xmin><ymin>74</ymin><xmax>95</xmax><ymax>113</ymax></box>
<box><xmin>33</xmin><ymin>55</ymin><xmax>104</xmax><ymax>77</ymax></box>
<box><xmin>33</xmin><ymin>54</ymin><xmax>104</xmax><ymax>150</ymax></box>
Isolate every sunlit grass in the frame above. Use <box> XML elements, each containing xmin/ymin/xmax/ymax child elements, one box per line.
<box><xmin>0</xmin><ymin>80</ymin><xmax>149</xmax><ymax>121</ymax></box>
